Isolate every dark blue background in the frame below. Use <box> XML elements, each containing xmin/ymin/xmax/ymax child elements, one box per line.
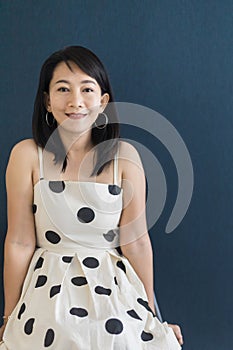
<box><xmin>0</xmin><ymin>1</ymin><xmax>233</xmax><ymax>349</ymax></box>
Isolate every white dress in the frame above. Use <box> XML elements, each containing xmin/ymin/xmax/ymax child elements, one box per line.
<box><xmin>1</xmin><ymin>147</ymin><xmax>181</xmax><ymax>350</ymax></box>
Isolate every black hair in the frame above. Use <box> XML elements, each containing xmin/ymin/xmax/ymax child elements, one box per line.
<box><xmin>32</xmin><ymin>45</ymin><xmax>119</xmax><ymax>175</ymax></box>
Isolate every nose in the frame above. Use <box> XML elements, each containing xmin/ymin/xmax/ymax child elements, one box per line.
<box><xmin>68</xmin><ymin>90</ymin><xmax>84</xmax><ymax>108</ymax></box>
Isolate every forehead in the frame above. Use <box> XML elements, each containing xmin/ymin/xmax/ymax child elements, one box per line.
<box><xmin>51</xmin><ymin>61</ymin><xmax>97</xmax><ymax>83</ymax></box>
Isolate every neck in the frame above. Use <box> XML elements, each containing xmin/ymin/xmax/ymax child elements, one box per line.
<box><xmin>58</xmin><ymin>128</ymin><xmax>94</xmax><ymax>157</ymax></box>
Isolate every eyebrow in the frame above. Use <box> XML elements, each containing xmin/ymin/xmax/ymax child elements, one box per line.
<box><xmin>55</xmin><ymin>79</ymin><xmax>96</xmax><ymax>85</ymax></box>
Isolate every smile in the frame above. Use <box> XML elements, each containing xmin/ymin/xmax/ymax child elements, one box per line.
<box><xmin>66</xmin><ymin>113</ymin><xmax>87</xmax><ymax>120</ymax></box>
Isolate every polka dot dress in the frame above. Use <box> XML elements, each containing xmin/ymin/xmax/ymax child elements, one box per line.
<box><xmin>1</xmin><ymin>147</ymin><xmax>181</xmax><ymax>350</ymax></box>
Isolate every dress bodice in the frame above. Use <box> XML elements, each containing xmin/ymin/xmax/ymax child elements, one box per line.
<box><xmin>33</xmin><ymin>147</ymin><xmax>123</xmax><ymax>251</ymax></box>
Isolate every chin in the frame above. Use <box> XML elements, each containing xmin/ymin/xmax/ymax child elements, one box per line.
<box><xmin>58</xmin><ymin>120</ymin><xmax>93</xmax><ymax>135</ymax></box>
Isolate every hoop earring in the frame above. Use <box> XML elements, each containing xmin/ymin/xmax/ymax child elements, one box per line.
<box><xmin>94</xmin><ymin>112</ymin><xmax>108</xmax><ymax>129</ymax></box>
<box><xmin>45</xmin><ymin>112</ymin><xmax>55</xmax><ymax>127</ymax></box>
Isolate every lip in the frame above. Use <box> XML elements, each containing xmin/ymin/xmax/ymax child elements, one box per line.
<box><xmin>66</xmin><ymin>113</ymin><xmax>87</xmax><ymax>120</ymax></box>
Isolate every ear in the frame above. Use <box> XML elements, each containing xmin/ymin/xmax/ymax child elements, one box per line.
<box><xmin>100</xmin><ymin>93</ymin><xmax>110</xmax><ymax>112</ymax></box>
<box><xmin>44</xmin><ymin>92</ymin><xmax>51</xmax><ymax>112</ymax></box>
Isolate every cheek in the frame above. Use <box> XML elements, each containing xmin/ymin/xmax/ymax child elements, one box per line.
<box><xmin>86</xmin><ymin>93</ymin><xmax>99</xmax><ymax>101</ymax></box>
<box><xmin>50</xmin><ymin>95</ymin><xmax>66</xmax><ymax>108</ymax></box>
<box><xmin>86</xmin><ymin>94</ymin><xmax>102</xmax><ymax>108</ymax></box>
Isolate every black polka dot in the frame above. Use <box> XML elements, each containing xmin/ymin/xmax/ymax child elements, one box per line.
<box><xmin>45</xmin><ymin>230</ymin><xmax>61</xmax><ymax>244</ymax></box>
<box><xmin>82</xmin><ymin>257</ymin><xmax>99</xmax><ymax>269</ymax></box>
<box><xmin>105</xmin><ymin>318</ymin><xmax>123</xmax><ymax>335</ymax></box>
<box><xmin>70</xmin><ymin>307</ymin><xmax>88</xmax><ymax>317</ymax></box>
<box><xmin>115</xmin><ymin>246</ymin><xmax>123</xmax><ymax>255</ymax></box>
<box><xmin>32</xmin><ymin>204</ymin><xmax>37</xmax><ymax>214</ymax></box>
<box><xmin>114</xmin><ymin>276</ymin><xmax>118</xmax><ymax>285</ymax></box>
<box><xmin>50</xmin><ymin>285</ymin><xmax>61</xmax><ymax>298</ymax></box>
<box><xmin>126</xmin><ymin>309</ymin><xmax>142</xmax><ymax>320</ymax></box>
<box><xmin>62</xmin><ymin>256</ymin><xmax>73</xmax><ymax>263</ymax></box>
<box><xmin>137</xmin><ymin>298</ymin><xmax>154</xmax><ymax>315</ymax></box>
<box><xmin>44</xmin><ymin>328</ymin><xmax>55</xmax><ymax>347</ymax></box>
<box><xmin>71</xmin><ymin>276</ymin><xmax>88</xmax><ymax>286</ymax></box>
<box><xmin>141</xmin><ymin>330</ymin><xmax>154</xmax><ymax>342</ymax></box>
<box><xmin>95</xmin><ymin>286</ymin><xmax>112</xmax><ymax>296</ymax></box>
<box><xmin>17</xmin><ymin>303</ymin><xmax>26</xmax><ymax>320</ymax></box>
<box><xmin>103</xmin><ymin>230</ymin><xmax>116</xmax><ymax>242</ymax></box>
<box><xmin>34</xmin><ymin>257</ymin><xmax>44</xmax><ymax>270</ymax></box>
<box><xmin>77</xmin><ymin>207</ymin><xmax>95</xmax><ymax>223</ymax></box>
<box><xmin>108</xmin><ymin>184</ymin><xmax>121</xmax><ymax>195</ymax></box>
<box><xmin>24</xmin><ymin>318</ymin><xmax>35</xmax><ymax>335</ymax></box>
<box><xmin>116</xmin><ymin>260</ymin><xmax>126</xmax><ymax>273</ymax></box>
<box><xmin>49</xmin><ymin>181</ymin><xmax>65</xmax><ymax>193</ymax></box>
<box><xmin>35</xmin><ymin>275</ymin><xmax>47</xmax><ymax>288</ymax></box>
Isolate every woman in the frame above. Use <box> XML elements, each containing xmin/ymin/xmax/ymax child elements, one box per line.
<box><xmin>0</xmin><ymin>46</ymin><xmax>183</xmax><ymax>349</ymax></box>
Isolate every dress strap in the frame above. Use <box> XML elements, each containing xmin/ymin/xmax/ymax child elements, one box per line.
<box><xmin>38</xmin><ymin>146</ymin><xmax>44</xmax><ymax>179</ymax></box>
<box><xmin>113</xmin><ymin>147</ymin><xmax>119</xmax><ymax>186</ymax></box>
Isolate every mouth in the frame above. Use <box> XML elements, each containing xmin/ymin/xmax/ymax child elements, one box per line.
<box><xmin>66</xmin><ymin>113</ymin><xmax>87</xmax><ymax>120</ymax></box>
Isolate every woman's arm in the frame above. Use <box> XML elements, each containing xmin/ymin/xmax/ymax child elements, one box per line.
<box><xmin>121</xmin><ymin>234</ymin><xmax>155</xmax><ymax>312</ymax></box>
<box><xmin>3</xmin><ymin>140</ymin><xmax>37</xmax><ymax>325</ymax></box>
<box><xmin>119</xmin><ymin>142</ymin><xmax>155</xmax><ymax>312</ymax></box>
<box><xmin>119</xmin><ymin>141</ymin><xmax>183</xmax><ymax>346</ymax></box>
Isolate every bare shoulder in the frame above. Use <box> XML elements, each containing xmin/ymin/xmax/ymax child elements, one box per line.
<box><xmin>9</xmin><ymin>138</ymin><xmax>37</xmax><ymax>156</ymax></box>
<box><xmin>118</xmin><ymin>140</ymin><xmax>143</xmax><ymax>167</ymax></box>
<box><xmin>8</xmin><ymin>139</ymin><xmax>38</xmax><ymax>164</ymax></box>
<box><xmin>118</xmin><ymin>140</ymin><xmax>145</xmax><ymax>185</ymax></box>
<box><xmin>6</xmin><ymin>139</ymin><xmax>38</xmax><ymax>180</ymax></box>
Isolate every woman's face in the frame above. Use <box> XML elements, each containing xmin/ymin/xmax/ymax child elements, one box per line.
<box><xmin>45</xmin><ymin>61</ymin><xmax>109</xmax><ymax>133</ymax></box>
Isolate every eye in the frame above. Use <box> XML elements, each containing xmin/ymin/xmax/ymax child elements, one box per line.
<box><xmin>57</xmin><ymin>87</ymin><xmax>69</xmax><ymax>92</ymax></box>
<box><xmin>83</xmin><ymin>88</ymin><xmax>94</xmax><ymax>93</ymax></box>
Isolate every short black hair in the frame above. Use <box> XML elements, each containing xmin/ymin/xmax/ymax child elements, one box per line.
<box><xmin>32</xmin><ymin>45</ymin><xmax>119</xmax><ymax>175</ymax></box>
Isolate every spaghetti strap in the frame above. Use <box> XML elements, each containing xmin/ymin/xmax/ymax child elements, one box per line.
<box><xmin>113</xmin><ymin>147</ymin><xmax>119</xmax><ymax>186</ymax></box>
<box><xmin>38</xmin><ymin>146</ymin><xmax>44</xmax><ymax>179</ymax></box>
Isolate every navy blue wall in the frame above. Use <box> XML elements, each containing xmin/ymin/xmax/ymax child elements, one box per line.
<box><xmin>1</xmin><ymin>1</ymin><xmax>233</xmax><ymax>349</ymax></box>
